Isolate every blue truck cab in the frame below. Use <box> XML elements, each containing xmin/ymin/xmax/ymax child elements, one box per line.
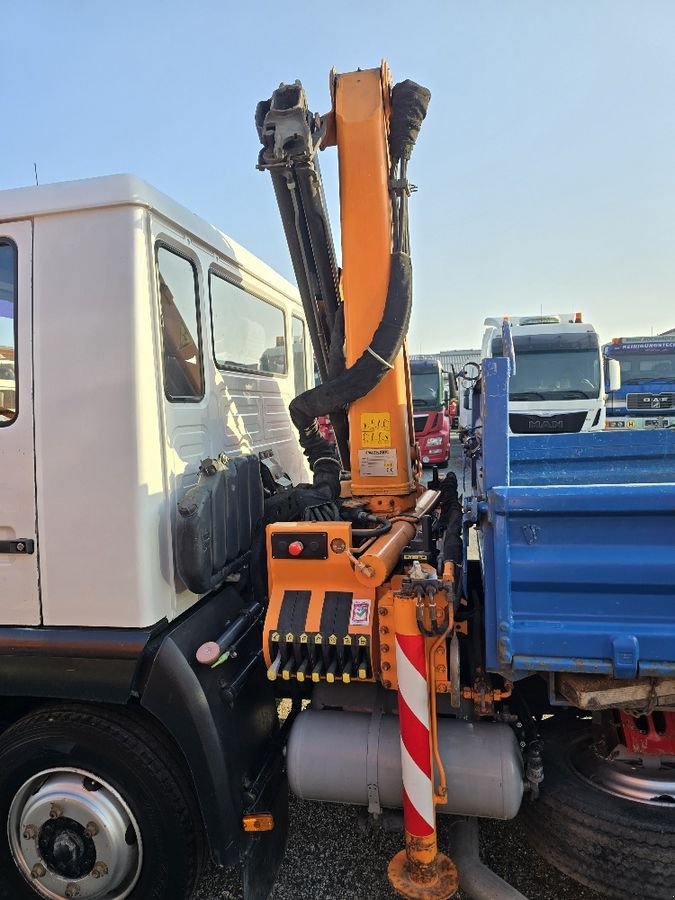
<box><xmin>604</xmin><ymin>335</ymin><xmax>675</xmax><ymax>429</ymax></box>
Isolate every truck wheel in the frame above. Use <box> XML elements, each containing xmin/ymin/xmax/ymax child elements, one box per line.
<box><xmin>0</xmin><ymin>704</ymin><xmax>204</xmax><ymax>900</ymax></box>
<box><xmin>521</xmin><ymin>719</ymin><xmax>675</xmax><ymax>900</ymax></box>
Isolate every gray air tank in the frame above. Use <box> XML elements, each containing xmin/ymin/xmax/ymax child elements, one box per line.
<box><xmin>287</xmin><ymin>710</ymin><xmax>523</xmax><ymax>820</ymax></box>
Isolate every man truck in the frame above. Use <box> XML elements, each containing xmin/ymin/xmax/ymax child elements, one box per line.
<box><xmin>466</xmin><ymin>313</ymin><xmax>620</xmax><ymax>434</ymax></box>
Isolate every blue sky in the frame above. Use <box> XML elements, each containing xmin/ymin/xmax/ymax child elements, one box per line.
<box><xmin>2</xmin><ymin>0</ymin><xmax>675</xmax><ymax>351</ymax></box>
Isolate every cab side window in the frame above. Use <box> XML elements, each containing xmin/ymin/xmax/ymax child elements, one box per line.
<box><xmin>0</xmin><ymin>242</ymin><xmax>17</xmax><ymax>425</ymax></box>
<box><xmin>156</xmin><ymin>246</ymin><xmax>204</xmax><ymax>401</ymax></box>
<box><xmin>210</xmin><ymin>272</ymin><xmax>287</xmax><ymax>376</ymax></box>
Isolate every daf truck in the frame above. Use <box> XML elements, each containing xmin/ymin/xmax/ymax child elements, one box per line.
<box><xmin>604</xmin><ymin>335</ymin><xmax>675</xmax><ymax>429</ymax></box>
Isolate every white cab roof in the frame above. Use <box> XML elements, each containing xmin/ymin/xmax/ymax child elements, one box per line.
<box><xmin>0</xmin><ymin>174</ymin><xmax>300</xmax><ymax>304</ymax></box>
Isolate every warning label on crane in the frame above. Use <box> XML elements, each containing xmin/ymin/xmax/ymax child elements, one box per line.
<box><xmin>360</xmin><ymin>412</ymin><xmax>392</xmax><ymax>448</ymax></box>
<box><xmin>358</xmin><ymin>448</ymin><xmax>398</xmax><ymax>477</ymax></box>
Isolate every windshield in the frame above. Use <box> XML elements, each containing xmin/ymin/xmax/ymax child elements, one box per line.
<box><xmin>616</xmin><ymin>352</ymin><xmax>675</xmax><ymax>385</ymax></box>
<box><xmin>412</xmin><ymin>371</ymin><xmax>441</xmax><ymax>407</ymax></box>
<box><xmin>491</xmin><ymin>332</ymin><xmax>601</xmax><ymax>400</ymax></box>
<box><xmin>508</xmin><ymin>350</ymin><xmax>601</xmax><ymax>400</ymax></box>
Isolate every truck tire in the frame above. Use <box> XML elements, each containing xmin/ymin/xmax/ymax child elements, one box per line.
<box><xmin>0</xmin><ymin>704</ymin><xmax>204</xmax><ymax>900</ymax></box>
<box><xmin>521</xmin><ymin>719</ymin><xmax>675</xmax><ymax>900</ymax></box>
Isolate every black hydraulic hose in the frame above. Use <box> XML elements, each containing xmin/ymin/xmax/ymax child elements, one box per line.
<box><xmin>266</xmin><ymin>165</ymin><xmax>330</xmax><ymax>382</ymax></box>
<box><xmin>437</xmin><ymin>472</ymin><xmax>463</xmax><ymax>565</ymax></box>
<box><xmin>351</xmin><ymin>521</ymin><xmax>393</xmax><ymax>540</ymax></box>
<box><xmin>328</xmin><ymin>303</ymin><xmax>345</xmax><ymax>381</ymax></box>
<box><xmin>325</xmin><ymin>303</ymin><xmax>351</xmax><ymax>466</ymax></box>
<box><xmin>289</xmin><ymin>250</ymin><xmax>412</xmax><ymax>437</ymax></box>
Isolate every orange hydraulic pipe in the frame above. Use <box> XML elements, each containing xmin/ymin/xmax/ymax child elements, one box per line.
<box><xmin>333</xmin><ymin>64</ymin><xmax>417</xmax><ymax>514</ymax></box>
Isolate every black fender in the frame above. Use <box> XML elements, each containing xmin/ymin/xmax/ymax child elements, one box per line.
<box><xmin>140</xmin><ymin>586</ymin><xmax>287</xmax><ymax>869</ymax></box>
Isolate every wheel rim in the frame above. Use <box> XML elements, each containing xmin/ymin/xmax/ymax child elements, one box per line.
<box><xmin>569</xmin><ymin>733</ymin><xmax>675</xmax><ymax>807</ymax></box>
<box><xmin>7</xmin><ymin>767</ymin><xmax>143</xmax><ymax>899</ymax></box>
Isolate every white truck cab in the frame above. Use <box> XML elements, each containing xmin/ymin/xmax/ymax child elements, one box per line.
<box><xmin>0</xmin><ymin>174</ymin><xmax>312</xmax><ymax>899</ymax></box>
<box><xmin>479</xmin><ymin>313</ymin><xmax>610</xmax><ymax>434</ymax></box>
<box><xmin>0</xmin><ymin>174</ymin><xmax>310</xmax><ymax>629</ymax></box>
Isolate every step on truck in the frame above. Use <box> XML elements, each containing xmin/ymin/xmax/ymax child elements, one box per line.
<box><xmin>1</xmin><ymin>58</ymin><xmax>674</xmax><ymax>900</ymax></box>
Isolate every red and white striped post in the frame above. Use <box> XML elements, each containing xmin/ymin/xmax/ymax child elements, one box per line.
<box><xmin>387</xmin><ymin>597</ymin><xmax>458</xmax><ymax>899</ymax></box>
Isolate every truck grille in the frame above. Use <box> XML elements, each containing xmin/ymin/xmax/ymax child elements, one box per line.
<box><xmin>509</xmin><ymin>411</ymin><xmax>588</xmax><ymax>434</ymax></box>
<box><xmin>414</xmin><ymin>415</ymin><xmax>428</xmax><ymax>434</ymax></box>
<box><xmin>626</xmin><ymin>392</ymin><xmax>674</xmax><ymax>411</ymax></box>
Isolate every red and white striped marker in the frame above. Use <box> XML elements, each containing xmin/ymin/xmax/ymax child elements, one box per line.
<box><xmin>387</xmin><ymin>596</ymin><xmax>458</xmax><ymax>899</ymax></box>
<box><xmin>396</xmin><ymin>631</ymin><xmax>435</xmax><ymax>838</ymax></box>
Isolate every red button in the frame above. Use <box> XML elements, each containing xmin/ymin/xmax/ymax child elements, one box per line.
<box><xmin>288</xmin><ymin>541</ymin><xmax>304</xmax><ymax>557</ymax></box>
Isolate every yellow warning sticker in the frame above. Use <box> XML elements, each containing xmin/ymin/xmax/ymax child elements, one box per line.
<box><xmin>360</xmin><ymin>412</ymin><xmax>392</xmax><ymax>448</ymax></box>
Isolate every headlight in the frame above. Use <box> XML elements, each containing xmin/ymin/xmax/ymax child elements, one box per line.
<box><xmin>427</xmin><ymin>436</ymin><xmax>444</xmax><ymax>446</ymax></box>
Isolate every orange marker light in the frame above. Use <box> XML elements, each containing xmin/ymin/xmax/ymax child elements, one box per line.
<box><xmin>575</xmin><ymin>312</ymin><xmax>583</xmax><ymax>323</ymax></box>
<box><xmin>242</xmin><ymin>813</ymin><xmax>274</xmax><ymax>832</ymax></box>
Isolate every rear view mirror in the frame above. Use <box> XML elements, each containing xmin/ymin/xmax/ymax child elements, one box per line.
<box><xmin>607</xmin><ymin>358</ymin><xmax>621</xmax><ymax>392</ymax></box>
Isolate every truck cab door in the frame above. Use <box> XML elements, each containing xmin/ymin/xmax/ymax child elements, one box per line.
<box><xmin>0</xmin><ymin>221</ymin><xmax>40</xmax><ymax>624</ymax></box>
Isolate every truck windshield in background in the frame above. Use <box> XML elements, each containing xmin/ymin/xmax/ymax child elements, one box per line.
<box><xmin>478</xmin><ymin>314</ymin><xmax>607</xmax><ymax>435</ymax></box>
<box><xmin>411</xmin><ymin>370</ymin><xmax>443</xmax><ymax>408</ymax></box>
<box><xmin>604</xmin><ymin>337</ymin><xmax>675</xmax><ymax>429</ymax></box>
<box><xmin>410</xmin><ymin>357</ymin><xmax>450</xmax><ymax>466</ymax></box>
<box><xmin>492</xmin><ymin>333</ymin><xmax>601</xmax><ymax>401</ymax></box>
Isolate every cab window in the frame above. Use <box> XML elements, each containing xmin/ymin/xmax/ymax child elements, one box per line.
<box><xmin>210</xmin><ymin>272</ymin><xmax>287</xmax><ymax>376</ymax></box>
<box><xmin>156</xmin><ymin>246</ymin><xmax>204</xmax><ymax>401</ymax></box>
<box><xmin>0</xmin><ymin>242</ymin><xmax>17</xmax><ymax>425</ymax></box>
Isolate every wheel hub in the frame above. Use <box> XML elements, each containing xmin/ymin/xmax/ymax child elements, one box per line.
<box><xmin>38</xmin><ymin>817</ymin><xmax>96</xmax><ymax>880</ymax></box>
<box><xmin>8</xmin><ymin>768</ymin><xmax>143</xmax><ymax>899</ymax></box>
<box><xmin>570</xmin><ymin>736</ymin><xmax>675</xmax><ymax>807</ymax></box>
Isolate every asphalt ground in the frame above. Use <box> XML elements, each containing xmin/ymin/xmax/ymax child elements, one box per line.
<box><xmin>195</xmin><ymin>436</ymin><xmax>606</xmax><ymax>900</ymax></box>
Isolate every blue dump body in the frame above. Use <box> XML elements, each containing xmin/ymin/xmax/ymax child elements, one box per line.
<box><xmin>473</xmin><ymin>358</ymin><xmax>675</xmax><ymax>681</ymax></box>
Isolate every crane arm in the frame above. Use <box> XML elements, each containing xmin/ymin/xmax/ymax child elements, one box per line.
<box><xmin>256</xmin><ymin>65</ymin><xmax>430</xmax><ymax>512</ymax></box>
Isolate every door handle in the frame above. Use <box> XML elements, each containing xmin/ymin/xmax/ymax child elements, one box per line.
<box><xmin>0</xmin><ymin>540</ymin><xmax>34</xmax><ymax>554</ymax></box>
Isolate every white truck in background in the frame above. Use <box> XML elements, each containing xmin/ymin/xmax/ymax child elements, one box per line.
<box><xmin>460</xmin><ymin>313</ymin><xmax>620</xmax><ymax>435</ymax></box>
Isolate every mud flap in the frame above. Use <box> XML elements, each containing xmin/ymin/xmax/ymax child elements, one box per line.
<box><xmin>242</xmin><ymin>773</ymin><xmax>289</xmax><ymax>900</ymax></box>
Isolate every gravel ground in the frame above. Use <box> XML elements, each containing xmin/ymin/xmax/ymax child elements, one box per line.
<box><xmin>196</xmin><ymin>798</ymin><xmax>605</xmax><ymax>899</ymax></box>
<box><xmin>195</xmin><ymin>437</ymin><xmax>606</xmax><ymax>900</ymax></box>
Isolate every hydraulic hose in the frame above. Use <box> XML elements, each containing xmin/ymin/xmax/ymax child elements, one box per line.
<box><xmin>289</xmin><ymin>250</ymin><xmax>412</xmax><ymax>443</ymax></box>
<box><xmin>437</xmin><ymin>472</ymin><xmax>463</xmax><ymax>566</ymax></box>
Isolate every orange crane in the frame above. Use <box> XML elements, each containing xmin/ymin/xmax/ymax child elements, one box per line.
<box><xmin>257</xmin><ymin>62</ymin><xmax>462</xmax><ymax>898</ymax></box>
